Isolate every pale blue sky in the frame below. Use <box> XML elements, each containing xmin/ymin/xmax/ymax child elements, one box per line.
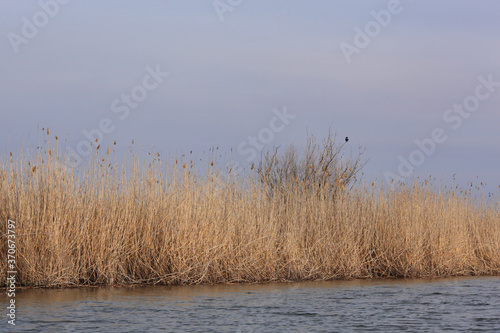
<box><xmin>1</xmin><ymin>1</ymin><xmax>499</xmax><ymax>195</ymax></box>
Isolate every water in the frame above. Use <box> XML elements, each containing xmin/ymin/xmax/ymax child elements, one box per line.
<box><xmin>3</xmin><ymin>277</ymin><xmax>499</xmax><ymax>332</ymax></box>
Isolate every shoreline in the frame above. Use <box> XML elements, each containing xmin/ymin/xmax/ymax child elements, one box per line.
<box><xmin>10</xmin><ymin>272</ymin><xmax>500</xmax><ymax>291</ymax></box>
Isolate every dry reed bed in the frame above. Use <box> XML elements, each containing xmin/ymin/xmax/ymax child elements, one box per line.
<box><xmin>0</xmin><ymin>137</ymin><xmax>499</xmax><ymax>288</ymax></box>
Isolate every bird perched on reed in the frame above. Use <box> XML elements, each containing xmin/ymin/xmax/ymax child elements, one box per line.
<box><xmin>345</xmin><ymin>137</ymin><xmax>349</xmax><ymax>142</ymax></box>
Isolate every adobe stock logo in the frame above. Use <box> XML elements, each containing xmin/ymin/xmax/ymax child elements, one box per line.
<box><xmin>384</xmin><ymin>74</ymin><xmax>500</xmax><ymax>185</ymax></box>
<box><xmin>339</xmin><ymin>0</ymin><xmax>410</xmax><ymax>64</ymax></box>
<box><xmin>213</xmin><ymin>0</ymin><xmax>243</xmax><ymax>21</ymax></box>
<box><xmin>56</xmin><ymin>64</ymin><xmax>169</xmax><ymax>172</ymax></box>
<box><xmin>7</xmin><ymin>0</ymin><xmax>71</xmax><ymax>54</ymax></box>
<box><xmin>226</xmin><ymin>106</ymin><xmax>297</xmax><ymax>175</ymax></box>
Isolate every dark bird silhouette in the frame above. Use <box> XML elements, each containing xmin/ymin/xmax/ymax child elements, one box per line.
<box><xmin>345</xmin><ymin>137</ymin><xmax>349</xmax><ymax>142</ymax></box>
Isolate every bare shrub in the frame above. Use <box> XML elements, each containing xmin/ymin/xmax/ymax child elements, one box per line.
<box><xmin>255</xmin><ymin>129</ymin><xmax>367</xmax><ymax>200</ymax></box>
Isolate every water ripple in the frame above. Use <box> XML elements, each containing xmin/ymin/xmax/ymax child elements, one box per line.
<box><xmin>3</xmin><ymin>276</ymin><xmax>499</xmax><ymax>332</ymax></box>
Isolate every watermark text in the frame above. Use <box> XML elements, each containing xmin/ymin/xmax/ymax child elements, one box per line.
<box><xmin>6</xmin><ymin>219</ymin><xmax>17</xmax><ymax>326</ymax></box>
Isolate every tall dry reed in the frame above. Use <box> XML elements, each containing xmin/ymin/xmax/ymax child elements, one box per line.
<box><xmin>0</xmin><ymin>132</ymin><xmax>499</xmax><ymax>287</ymax></box>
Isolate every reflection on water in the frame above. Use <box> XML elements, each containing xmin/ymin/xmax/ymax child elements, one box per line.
<box><xmin>4</xmin><ymin>277</ymin><xmax>500</xmax><ymax>332</ymax></box>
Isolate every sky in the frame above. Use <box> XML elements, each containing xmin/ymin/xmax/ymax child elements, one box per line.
<box><xmin>1</xmin><ymin>0</ymin><xmax>499</xmax><ymax>196</ymax></box>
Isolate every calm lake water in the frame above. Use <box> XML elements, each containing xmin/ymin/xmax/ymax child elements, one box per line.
<box><xmin>3</xmin><ymin>276</ymin><xmax>499</xmax><ymax>332</ymax></box>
